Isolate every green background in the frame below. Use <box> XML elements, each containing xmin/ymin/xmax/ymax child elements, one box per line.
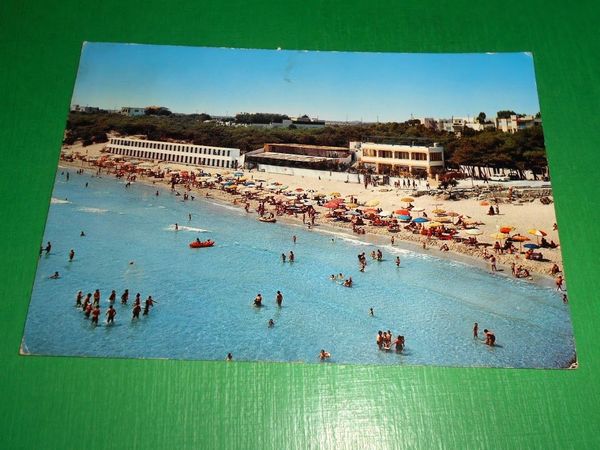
<box><xmin>1</xmin><ymin>1</ymin><xmax>599</xmax><ymax>448</ymax></box>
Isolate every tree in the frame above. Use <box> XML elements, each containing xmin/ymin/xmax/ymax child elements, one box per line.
<box><xmin>476</xmin><ymin>112</ymin><xmax>487</xmax><ymax>124</ymax></box>
<box><xmin>497</xmin><ymin>110</ymin><xmax>516</xmax><ymax>119</ymax></box>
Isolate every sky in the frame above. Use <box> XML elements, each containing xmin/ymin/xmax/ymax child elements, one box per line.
<box><xmin>71</xmin><ymin>43</ymin><xmax>540</xmax><ymax>122</ymax></box>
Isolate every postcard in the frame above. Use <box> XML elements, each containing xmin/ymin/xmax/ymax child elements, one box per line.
<box><xmin>22</xmin><ymin>43</ymin><xmax>575</xmax><ymax>368</ymax></box>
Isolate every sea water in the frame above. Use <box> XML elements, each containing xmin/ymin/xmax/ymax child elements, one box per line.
<box><xmin>22</xmin><ymin>170</ymin><xmax>576</xmax><ymax>368</ymax></box>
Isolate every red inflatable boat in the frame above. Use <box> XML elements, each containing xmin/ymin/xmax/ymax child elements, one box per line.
<box><xmin>189</xmin><ymin>240</ymin><xmax>215</xmax><ymax>248</ymax></box>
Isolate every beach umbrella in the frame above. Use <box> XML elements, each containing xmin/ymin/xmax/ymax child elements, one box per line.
<box><xmin>432</xmin><ymin>208</ymin><xmax>446</xmax><ymax>214</ymax></box>
<box><xmin>524</xmin><ymin>243</ymin><xmax>540</xmax><ymax>249</ymax></box>
<box><xmin>347</xmin><ymin>210</ymin><xmax>361</xmax><ymax>216</ymax></box>
<box><xmin>324</xmin><ymin>201</ymin><xmax>339</xmax><ymax>209</ymax></box>
<box><xmin>346</xmin><ymin>203</ymin><xmax>358</xmax><ymax>208</ymax></box>
<box><xmin>499</xmin><ymin>226</ymin><xmax>514</xmax><ymax>234</ymax></box>
<box><xmin>378</xmin><ymin>210</ymin><xmax>392</xmax><ymax>217</ymax></box>
<box><xmin>395</xmin><ymin>209</ymin><xmax>410</xmax><ymax>215</ymax></box>
<box><xmin>427</xmin><ymin>221</ymin><xmax>444</xmax><ymax>228</ymax></box>
<box><xmin>528</xmin><ymin>229</ymin><xmax>547</xmax><ymax>237</ymax></box>
<box><xmin>366</xmin><ymin>199</ymin><xmax>380</xmax><ymax>207</ymax></box>
<box><xmin>411</xmin><ymin>207</ymin><xmax>425</xmax><ymax>213</ymax></box>
<box><xmin>446</xmin><ymin>212</ymin><xmax>460</xmax><ymax>217</ymax></box>
<box><xmin>437</xmin><ymin>216</ymin><xmax>452</xmax><ymax>223</ymax></box>
<box><xmin>412</xmin><ymin>217</ymin><xmax>430</xmax><ymax>223</ymax></box>
<box><xmin>466</xmin><ymin>228</ymin><xmax>483</xmax><ymax>236</ymax></box>
<box><xmin>490</xmin><ymin>232</ymin><xmax>508</xmax><ymax>240</ymax></box>
<box><xmin>363</xmin><ymin>208</ymin><xmax>378</xmax><ymax>215</ymax></box>
<box><xmin>400</xmin><ymin>197</ymin><xmax>414</xmax><ymax>203</ymax></box>
<box><xmin>511</xmin><ymin>235</ymin><xmax>530</xmax><ymax>242</ymax></box>
<box><xmin>330</xmin><ymin>192</ymin><xmax>341</xmax><ymax>197</ymax></box>
<box><xmin>480</xmin><ymin>200</ymin><xmax>490</xmax><ymax>206</ymax></box>
<box><xmin>234</xmin><ymin>172</ymin><xmax>244</xmax><ymax>177</ymax></box>
<box><xmin>397</xmin><ymin>214</ymin><xmax>412</xmax><ymax>221</ymax></box>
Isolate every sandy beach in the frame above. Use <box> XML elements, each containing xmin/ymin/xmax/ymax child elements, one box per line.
<box><xmin>60</xmin><ymin>141</ymin><xmax>564</xmax><ymax>283</ymax></box>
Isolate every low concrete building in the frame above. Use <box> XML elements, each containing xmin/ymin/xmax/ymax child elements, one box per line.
<box><xmin>244</xmin><ymin>143</ymin><xmax>352</xmax><ymax>170</ymax></box>
<box><xmin>495</xmin><ymin>114</ymin><xmax>541</xmax><ymax>133</ymax></box>
<box><xmin>105</xmin><ymin>137</ymin><xmax>241</xmax><ymax>169</ymax></box>
<box><xmin>357</xmin><ymin>141</ymin><xmax>445</xmax><ymax>177</ymax></box>
<box><xmin>120</xmin><ymin>107</ymin><xmax>146</xmax><ymax>117</ymax></box>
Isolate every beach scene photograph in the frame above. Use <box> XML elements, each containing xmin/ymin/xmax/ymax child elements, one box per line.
<box><xmin>22</xmin><ymin>43</ymin><xmax>575</xmax><ymax>368</ymax></box>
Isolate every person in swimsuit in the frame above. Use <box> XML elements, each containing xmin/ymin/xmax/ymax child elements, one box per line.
<box><xmin>254</xmin><ymin>293</ymin><xmax>263</xmax><ymax>307</ymax></box>
<box><xmin>106</xmin><ymin>305</ymin><xmax>117</xmax><ymax>324</ymax></box>
<box><xmin>268</xmin><ymin>319</ymin><xmax>275</xmax><ymax>328</ymax></box>
<box><xmin>75</xmin><ymin>291</ymin><xmax>83</xmax><ymax>307</ymax></box>
<box><xmin>483</xmin><ymin>329</ymin><xmax>496</xmax><ymax>346</ymax></box>
<box><xmin>226</xmin><ymin>353</ymin><xmax>233</xmax><ymax>361</ymax></box>
<box><xmin>369</xmin><ymin>308</ymin><xmax>374</xmax><ymax>316</ymax></box>
<box><xmin>49</xmin><ymin>271</ymin><xmax>60</xmax><ymax>279</ymax></box>
<box><xmin>319</xmin><ymin>350</ymin><xmax>331</xmax><ymax>360</ymax></box>
<box><xmin>376</xmin><ymin>331</ymin><xmax>383</xmax><ymax>350</ymax></box>
<box><xmin>276</xmin><ymin>291</ymin><xmax>283</xmax><ymax>307</ymax></box>
<box><xmin>91</xmin><ymin>306</ymin><xmax>100</xmax><ymax>325</ymax></box>
<box><xmin>396</xmin><ymin>257</ymin><xmax>401</xmax><ymax>267</ymax></box>
<box><xmin>289</xmin><ymin>251</ymin><xmax>295</xmax><ymax>262</ymax></box>
<box><xmin>143</xmin><ymin>296</ymin><xmax>156</xmax><ymax>315</ymax></box>
<box><xmin>121</xmin><ymin>289</ymin><xmax>129</xmax><ymax>305</ymax></box>
<box><xmin>281</xmin><ymin>253</ymin><xmax>286</xmax><ymax>263</ymax></box>
<box><xmin>132</xmin><ymin>303</ymin><xmax>142</xmax><ymax>320</ymax></box>
<box><xmin>108</xmin><ymin>290</ymin><xmax>116</xmax><ymax>305</ymax></box>
<box><xmin>473</xmin><ymin>322</ymin><xmax>479</xmax><ymax>338</ymax></box>
<box><xmin>69</xmin><ymin>249</ymin><xmax>75</xmax><ymax>261</ymax></box>
<box><xmin>93</xmin><ymin>289</ymin><xmax>101</xmax><ymax>307</ymax></box>
<box><xmin>394</xmin><ymin>335</ymin><xmax>405</xmax><ymax>352</ymax></box>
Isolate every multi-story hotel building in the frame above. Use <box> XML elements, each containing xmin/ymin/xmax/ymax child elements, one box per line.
<box><xmin>356</xmin><ymin>142</ymin><xmax>445</xmax><ymax>177</ymax></box>
<box><xmin>105</xmin><ymin>137</ymin><xmax>241</xmax><ymax>169</ymax></box>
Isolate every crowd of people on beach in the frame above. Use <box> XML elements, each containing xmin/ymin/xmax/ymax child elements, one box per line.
<box><xmin>48</xmin><ymin>164</ymin><xmax>574</xmax><ymax>364</ymax></box>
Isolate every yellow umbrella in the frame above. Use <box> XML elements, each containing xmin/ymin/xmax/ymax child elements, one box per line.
<box><xmin>432</xmin><ymin>208</ymin><xmax>446</xmax><ymax>214</ymax></box>
<box><xmin>528</xmin><ymin>229</ymin><xmax>547</xmax><ymax>237</ymax></box>
<box><xmin>346</xmin><ymin>203</ymin><xmax>358</xmax><ymax>208</ymax></box>
<box><xmin>401</xmin><ymin>197</ymin><xmax>414</xmax><ymax>203</ymax></box>
<box><xmin>366</xmin><ymin>199</ymin><xmax>380</xmax><ymax>207</ymax></box>
<box><xmin>330</xmin><ymin>192</ymin><xmax>341</xmax><ymax>197</ymax></box>
<box><xmin>490</xmin><ymin>232</ymin><xmax>508</xmax><ymax>239</ymax></box>
<box><xmin>427</xmin><ymin>221</ymin><xmax>444</xmax><ymax>227</ymax></box>
<box><xmin>437</xmin><ymin>216</ymin><xmax>452</xmax><ymax>223</ymax></box>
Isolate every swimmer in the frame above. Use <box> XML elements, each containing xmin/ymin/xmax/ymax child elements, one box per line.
<box><xmin>175</xmin><ymin>223</ymin><xmax>179</xmax><ymax>231</ymax></box>
<box><xmin>106</xmin><ymin>305</ymin><xmax>117</xmax><ymax>324</ymax></box>
<box><xmin>289</xmin><ymin>251</ymin><xmax>295</xmax><ymax>262</ymax></box>
<box><xmin>483</xmin><ymin>329</ymin><xmax>496</xmax><ymax>346</ymax></box>
<box><xmin>330</xmin><ymin>274</ymin><xmax>336</xmax><ymax>281</ymax></box>
<box><xmin>143</xmin><ymin>296</ymin><xmax>156</xmax><ymax>315</ymax></box>
<box><xmin>80</xmin><ymin>231</ymin><xmax>86</xmax><ymax>237</ymax></box>
<box><xmin>562</xmin><ymin>293</ymin><xmax>568</xmax><ymax>304</ymax></box>
<box><xmin>226</xmin><ymin>352</ymin><xmax>233</xmax><ymax>361</ymax></box>
<box><xmin>120</xmin><ymin>289</ymin><xmax>129</xmax><ymax>305</ymax></box>
<box><xmin>108</xmin><ymin>290</ymin><xmax>116</xmax><ymax>305</ymax></box>
<box><xmin>134</xmin><ymin>293</ymin><xmax>141</xmax><ymax>305</ymax></box>
<box><xmin>254</xmin><ymin>293</ymin><xmax>263</xmax><ymax>307</ymax></box>
<box><xmin>394</xmin><ymin>335</ymin><xmax>405</xmax><ymax>352</ymax></box>
<box><xmin>337</xmin><ymin>273</ymin><xmax>344</xmax><ymax>280</ymax></box>
<box><xmin>281</xmin><ymin>253</ymin><xmax>286</xmax><ymax>263</ymax></box>
<box><xmin>69</xmin><ymin>249</ymin><xmax>75</xmax><ymax>262</ymax></box>
<box><xmin>292</xmin><ymin>235</ymin><xmax>297</xmax><ymax>244</ymax></box>
<box><xmin>91</xmin><ymin>306</ymin><xmax>100</xmax><ymax>325</ymax></box>
<box><xmin>319</xmin><ymin>349</ymin><xmax>331</xmax><ymax>360</ymax></box>
<box><xmin>268</xmin><ymin>319</ymin><xmax>275</xmax><ymax>328</ymax></box>
<box><xmin>473</xmin><ymin>322</ymin><xmax>479</xmax><ymax>338</ymax></box>
<box><xmin>369</xmin><ymin>308</ymin><xmax>374</xmax><ymax>316</ymax></box>
<box><xmin>276</xmin><ymin>291</ymin><xmax>283</xmax><ymax>307</ymax></box>
<box><xmin>555</xmin><ymin>276</ymin><xmax>564</xmax><ymax>291</ymax></box>
<box><xmin>84</xmin><ymin>303</ymin><xmax>92</xmax><ymax>318</ymax></box>
<box><xmin>395</xmin><ymin>256</ymin><xmax>400</xmax><ymax>267</ymax></box>
<box><xmin>49</xmin><ymin>271</ymin><xmax>60</xmax><ymax>279</ymax></box>
<box><xmin>132</xmin><ymin>303</ymin><xmax>142</xmax><ymax>320</ymax></box>
<box><xmin>75</xmin><ymin>291</ymin><xmax>83</xmax><ymax>307</ymax></box>
<box><xmin>376</xmin><ymin>331</ymin><xmax>383</xmax><ymax>350</ymax></box>
<box><xmin>129</xmin><ymin>261</ymin><xmax>134</xmax><ymax>265</ymax></box>
<box><xmin>391</xmin><ymin>236</ymin><xmax>395</xmax><ymax>245</ymax></box>
<box><xmin>156</xmin><ymin>190</ymin><xmax>159</xmax><ymax>196</ymax></box>
<box><xmin>93</xmin><ymin>289</ymin><xmax>101</xmax><ymax>307</ymax></box>
<box><xmin>45</xmin><ymin>241</ymin><xmax>52</xmax><ymax>255</ymax></box>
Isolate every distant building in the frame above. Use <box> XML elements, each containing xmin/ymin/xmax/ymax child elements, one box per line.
<box><xmin>356</xmin><ymin>141</ymin><xmax>444</xmax><ymax>177</ymax></box>
<box><xmin>120</xmin><ymin>107</ymin><xmax>146</xmax><ymax>117</ymax></box>
<box><xmin>495</xmin><ymin>114</ymin><xmax>541</xmax><ymax>133</ymax></box>
<box><xmin>244</xmin><ymin>143</ymin><xmax>352</xmax><ymax>170</ymax></box>
<box><xmin>70</xmin><ymin>105</ymin><xmax>100</xmax><ymax>113</ymax></box>
<box><xmin>105</xmin><ymin>137</ymin><xmax>241</xmax><ymax>169</ymax></box>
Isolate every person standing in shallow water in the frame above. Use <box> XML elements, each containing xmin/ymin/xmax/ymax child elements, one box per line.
<box><xmin>132</xmin><ymin>302</ymin><xmax>142</xmax><ymax>320</ymax></box>
<box><xmin>106</xmin><ymin>305</ymin><xmax>117</xmax><ymax>324</ymax></box>
<box><xmin>276</xmin><ymin>291</ymin><xmax>283</xmax><ymax>307</ymax></box>
<box><xmin>473</xmin><ymin>322</ymin><xmax>479</xmax><ymax>338</ymax></box>
<box><xmin>120</xmin><ymin>289</ymin><xmax>129</xmax><ymax>305</ymax></box>
<box><xmin>68</xmin><ymin>249</ymin><xmax>75</xmax><ymax>261</ymax></box>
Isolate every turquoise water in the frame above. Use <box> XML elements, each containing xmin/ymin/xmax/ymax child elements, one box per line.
<box><xmin>23</xmin><ymin>170</ymin><xmax>575</xmax><ymax>368</ymax></box>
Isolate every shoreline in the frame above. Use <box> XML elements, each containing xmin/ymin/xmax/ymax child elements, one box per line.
<box><xmin>58</xmin><ymin>161</ymin><xmax>560</xmax><ymax>289</ymax></box>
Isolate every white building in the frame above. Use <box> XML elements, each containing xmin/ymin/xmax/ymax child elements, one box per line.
<box><xmin>495</xmin><ymin>114</ymin><xmax>541</xmax><ymax>133</ymax></box>
<box><xmin>120</xmin><ymin>107</ymin><xmax>146</xmax><ymax>117</ymax></box>
<box><xmin>356</xmin><ymin>142</ymin><xmax>444</xmax><ymax>177</ymax></box>
<box><xmin>105</xmin><ymin>137</ymin><xmax>241</xmax><ymax>169</ymax></box>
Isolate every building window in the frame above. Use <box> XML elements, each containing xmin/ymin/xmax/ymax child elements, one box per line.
<box><xmin>429</xmin><ymin>152</ymin><xmax>443</xmax><ymax>162</ymax></box>
<box><xmin>411</xmin><ymin>153</ymin><xmax>427</xmax><ymax>161</ymax></box>
<box><xmin>394</xmin><ymin>151</ymin><xmax>410</xmax><ymax>159</ymax></box>
<box><xmin>378</xmin><ymin>150</ymin><xmax>393</xmax><ymax>159</ymax></box>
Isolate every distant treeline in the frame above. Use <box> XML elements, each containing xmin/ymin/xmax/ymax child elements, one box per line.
<box><xmin>64</xmin><ymin>112</ymin><xmax>546</xmax><ymax>176</ymax></box>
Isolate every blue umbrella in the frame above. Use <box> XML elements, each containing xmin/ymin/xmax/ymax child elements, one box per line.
<box><xmin>234</xmin><ymin>172</ymin><xmax>244</xmax><ymax>177</ymax></box>
<box><xmin>524</xmin><ymin>243</ymin><xmax>540</xmax><ymax>249</ymax></box>
<box><xmin>397</xmin><ymin>215</ymin><xmax>412</xmax><ymax>221</ymax></box>
<box><xmin>412</xmin><ymin>217</ymin><xmax>430</xmax><ymax>223</ymax></box>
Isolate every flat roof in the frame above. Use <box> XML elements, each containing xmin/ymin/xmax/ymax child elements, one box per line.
<box><xmin>248</xmin><ymin>152</ymin><xmax>345</xmax><ymax>163</ymax></box>
<box><xmin>265</xmin><ymin>143</ymin><xmax>350</xmax><ymax>151</ymax></box>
